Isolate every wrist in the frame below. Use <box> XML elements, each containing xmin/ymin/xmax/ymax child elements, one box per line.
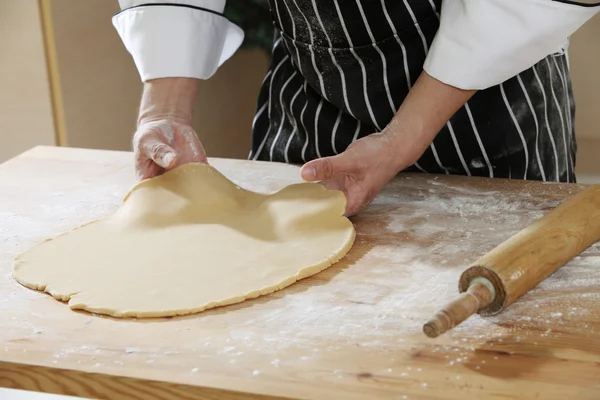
<box><xmin>383</xmin><ymin>122</ymin><xmax>431</xmax><ymax>172</ymax></box>
<box><xmin>383</xmin><ymin>71</ymin><xmax>476</xmax><ymax>171</ymax></box>
<box><xmin>137</xmin><ymin>78</ymin><xmax>199</xmax><ymax>127</ymax></box>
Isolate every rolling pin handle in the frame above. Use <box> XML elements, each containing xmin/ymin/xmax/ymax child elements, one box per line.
<box><xmin>423</xmin><ymin>278</ymin><xmax>495</xmax><ymax>338</ymax></box>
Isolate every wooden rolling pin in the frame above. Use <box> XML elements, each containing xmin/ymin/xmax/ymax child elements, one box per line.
<box><xmin>423</xmin><ymin>184</ymin><xmax>600</xmax><ymax>338</ymax></box>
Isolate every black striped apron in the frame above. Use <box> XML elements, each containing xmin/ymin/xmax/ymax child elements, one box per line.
<box><xmin>249</xmin><ymin>0</ymin><xmax>576</xmax><ymax>183</ymax></box>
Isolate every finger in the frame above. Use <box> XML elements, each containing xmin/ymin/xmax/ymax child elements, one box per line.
<box><xmin>137</xmin><ymin>159</ymin><xmax>163</xmax><ymax>181</ymax></box>
<box><xmin>344</xmin><ymin>199</ymin><xmax>362</xmax><ymax>218</ymax></box>
<box><xmin>325</xmin><ymin>183</ymin><xmax>358</xmax><ymax>217</ymax></box>
<box><xmin>141</xmin><ymin>139</ymin><xmax>177</xmax><ymax>169</ymax></box>
<box><xmin>300</xmin><ymin>153</ymin><xmax>353</xmax><ymax>182</ymax></box>
<box><xmin>345</xmin><ymin>190</ymin><xmax>376</xmax><ymax>217</ymax></box>
<box><xmin>152</xmin><ymin>144</ymin><xmax>176</xmax><ymax>169</ymax></box>
<box><xmin>319</xmin><ymin>176</ymin><xmax>356</xmax><ymax>216</ymax></box>
<box><xmin>320</xmin><ymin>176</ymin><xmax>370</xmax><ymax>217</ymax></box>
<box><xmin>319</xmin><ymin>176</ymin><xmax>345</xmax><ymax>192</ymax></box>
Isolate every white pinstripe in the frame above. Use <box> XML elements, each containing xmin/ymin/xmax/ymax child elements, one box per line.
<box><xmin>414</xmin><ymin>162</ymin><xmax>428</xmax><ymax>173</ymax></box>
<box><xmin>403</xmin><ymin>0</ymin><xmax>429</xmax><ymax>53</ymax></box>
<box><xmin>314</xmin><ymin>99</ymin><xmax>324</xmax><ymax>158</ymax></box>
<box><xmin>272</xmin><ymin>1</ymin><xmax>307</xmax><ymax>166</ymax></box>
<box><xmin>250</xmin><ymin>37</ymin><xmax>284</xmax><ymax>137</ymax></box>
<box><xmin>381</xmin><ymin>1</ymin><xmax>412</xmax><ymax>91</ymax></box>
<box><xmin>517</xmin><ymin>74</ymin><xmax>546</xmax><ymax>181</ymax></box>
<box><xmin>300</xmin><ymin>81</ymin><xmax>310</xmax><ymax>163</ymax></box>
<box><xmin>427</xmin><ymin>0</ymin><xmax>440</xmax><ymax>17</ymax></box>
<box><xmin>382</xmin><ymin>0</ymin><xmax>436</xmax><ymax>173</ymax></box>
<box><xmin>272</xmin><ymin>0</ymin><xmax>284</xmax><ymax>33</ymax></box>
<box><xmin>355</xmin><ymin>0</ymin><xmax>396</xmax><ymax>112</ymax></box>
<box><xmin>552</xmin><ymin>57</ymin><xmax>572</xmax><ymax>136</ymax></box>
<box><xmin>402</xmin><ymin>0</ymin><xmax>469</xmax><ymax>175</ymax></box>
<box><xmin>545</xmin><ymin>58</ymin><xmax>569</xmax><ymax>182</ymax></box>
<box><xmin>311</xmin><ymin>0</ymin><xmax>355</xmax><ymax>119</ymax></box>
<box><xmin>430</xmin><ymin>143</ymin><xmax>449</xmax><ymax>174</ymax></box>
<box><xmin>436</xmin><ymin>125</ymin><xmax>468</xmax><ymax>174</ymax></box>
<box><xmin>283</xmin><ymin>127</ymin><xmax>297</xmax><ymax>164</ymax></box>
<box><xmin>552</xmin><ymin>56</ymin><xmax>575</xmax><ymax>178</ymax></box>
<box><xmin>282</xmin><ymin>84</ymin><xmax>304</xmax><ymax>164</ymax></box>
<box><xmin>259</xmin><ymin>69</ymin><xmax>273</xmax><ymax>86</ymax></box>
<box><xmin>421</xmin><ymin>0</ymin><xmax>488</xmax><ymax>177</ymax></box>
<box><xmin>500</xmin><ymin>83</ymin><xmax>529</xmax><ymax>179</ymax></box>
<box><xmin>252</xmin><ymin>54</ymin><xmax>290</xmax><ymax>161</ymax></box>
<box><xmin>252</xmin><ymin>102</ymin><xmax>268</xmax><ymax>132</ymax></box>
<box><xmin>411</xmin><ymin>0</ymin><xmax>476</xmax><ymax>175</ymax></box>
<box><xmin>291</xmin><ymin>0</ymin><xmax>328</xmax><ymax>100</ymax></box>
<box><xmin>281</xmin><ymin>0</ymin><xmax>303</xmax><ymax>75</ymax></box>
<box><xmin>249</xmin><ymin>68</ymin><xmax>274</xmax><ymax>159</ymax></box>
<box><xmin>532</xmin><ymin>64</ymin><xmax>560</xmax><ymax>182</ymax></box>
<box><xmin>465</xmin><ymin>103</ymin><xmax>494</xmax><ymax>178</ymax></box>
<box><xmin>269</xmin><ymin>71</ymin><xmax>299</xmax><ymax>161</ymax></box>
<box><xmin>290</xmin><ymin>0</ymin><xmax>329</xmax><ymax>161</ymax></box>
<box><xmin>331</xmin><ymin>109</ymin><xmax>343</xmax><ymax>154</ymax></box>
<box><xmin>334</xmin><ymin>0</ymin><xmax>382</xmax><ymax>131</ymax></box>
<box><xmin>252</xmin><ymin>68</ymin><xmax>275</xmax><ymax>132</ymax></box>
<box><xmin>352</xmin><ymin>119</ymin><xmax>362</xmax><ymax>142</ymax></box>
<box><xmin>445</xmin><ymin>121</ymin><xmax>471</xmax><ymax>176</ymax></box>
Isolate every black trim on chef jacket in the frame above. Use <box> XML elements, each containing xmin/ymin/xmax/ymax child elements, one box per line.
<box><xmin>552</xmin><ymin>0</ymin><xmax>600</xmax><ymax>7</ymax></box>
<box><xmin>250</xmin><ymin>0</ymin><xmax>577</xmax><ymax>183</ymax></box>
<box><xmin>114</xmin><ymin>3</ymin><xmax>225</xmax><ymax>18</ymax></box>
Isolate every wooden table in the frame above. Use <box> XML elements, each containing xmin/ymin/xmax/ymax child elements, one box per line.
<box><xmin>1</xmin><ymin>146</ymin><xmax>599</xmax><ymax>400</ymax></box>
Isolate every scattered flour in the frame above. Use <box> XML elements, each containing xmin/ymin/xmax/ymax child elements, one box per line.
<box><xmin>3</xmin><ymin>156</ymin><xmax>598</xmax><ymax>374</ymax></box>
<box><xmin>203</xmin><ymin>177</ymin><xmax>600</xmax><ymax>352</ymax></box>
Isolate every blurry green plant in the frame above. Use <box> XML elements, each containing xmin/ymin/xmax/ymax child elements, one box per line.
<box><xmin>224</xmin><ymin>0</ymin><xmax>274</xmax><ymax>54</ymax></box>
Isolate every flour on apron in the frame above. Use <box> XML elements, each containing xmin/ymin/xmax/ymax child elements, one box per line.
<box><xmin>250</xmin><ymin>0</ymin><xmax>575</xmax><ymax>183</ymax></box>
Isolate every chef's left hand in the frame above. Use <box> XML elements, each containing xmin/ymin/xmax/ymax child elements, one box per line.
<box><xmin>300</xmin><ymin>131</ymin><xmax>418</xmax><ymax>217</ymax></box>
<box><xmin>300</xmin><ymin>72</ymin><xmax>477</xmax><ymax>217</ymax></box>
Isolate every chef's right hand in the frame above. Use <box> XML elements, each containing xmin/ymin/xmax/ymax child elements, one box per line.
<box><xmin>132</xmin><ymin>77</ymin><xmax>205</xmax><ymax>181</ymax></box>
<box><xmin>133</xmin><ymin>119</ymin><xmax>207</xmax><ymax>181</ymax></box>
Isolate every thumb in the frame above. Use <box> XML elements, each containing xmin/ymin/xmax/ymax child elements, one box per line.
<box><xmin>300</xmin><ymin>153</ymin><xmax>353</xmax><ymax>182</ymax></box>
<box><xmin>144</xmin><ymin>140</ymin><xmax>177</xmax><ymax>169</ymax></box>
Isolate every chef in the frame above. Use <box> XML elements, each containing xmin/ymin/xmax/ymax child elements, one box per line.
<box><xmin>112</xmin><ymin>0</ymin><xmax>599</xmax><ymax>216</ymax></box>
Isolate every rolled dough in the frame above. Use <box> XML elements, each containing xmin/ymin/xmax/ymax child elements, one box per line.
<box><xmin>12</xmin><ymin>164</ymin><xmax>355</xmax><ymax>318</ymax></box>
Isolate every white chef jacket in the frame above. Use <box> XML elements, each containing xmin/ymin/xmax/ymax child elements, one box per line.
<box><xmin>112</xmin><ymin>0</ymin><xmax>600</xmax><ymax>90</ymax></box>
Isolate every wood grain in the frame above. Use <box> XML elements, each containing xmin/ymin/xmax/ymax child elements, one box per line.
<box><xmin>0</xmin><ymin>361</ymin><xmax>287</xmax><ymax>400</ymax></box>
<box><xmin>1</xmin><ymin>146</ymin><xmax>599</xmax><ymax>400</ymax></box>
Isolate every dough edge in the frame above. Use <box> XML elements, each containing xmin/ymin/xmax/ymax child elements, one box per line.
<box><xmin>71</xmin><ymin>228</ymin><xmax>355</xmax><ymax>318</ymax></box>
<box><xmin>12</xmin><ymin>163</ymin><xmax>357</xmax><ymax>318</ymax></box>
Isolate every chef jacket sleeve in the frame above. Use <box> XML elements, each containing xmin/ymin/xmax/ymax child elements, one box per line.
<box><xmin>423</xmin><ymin>0</ymin><xmax>600</xmax><ymax>90</ymax></box>
<box><xmin>112</xmin><ymin>0</ymin><xmax>244</xmax><ymax>82</ymax></box>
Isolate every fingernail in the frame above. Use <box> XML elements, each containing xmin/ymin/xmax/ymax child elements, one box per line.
<box><xmin>161</xmin><ymin>152</ymin><xmax>175</xmax><ymax>167</ymax></box>
<box><xmin>302</xmin><ymin>166</ymin><xmax>316</xmax><ymax>181</ymax></box>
